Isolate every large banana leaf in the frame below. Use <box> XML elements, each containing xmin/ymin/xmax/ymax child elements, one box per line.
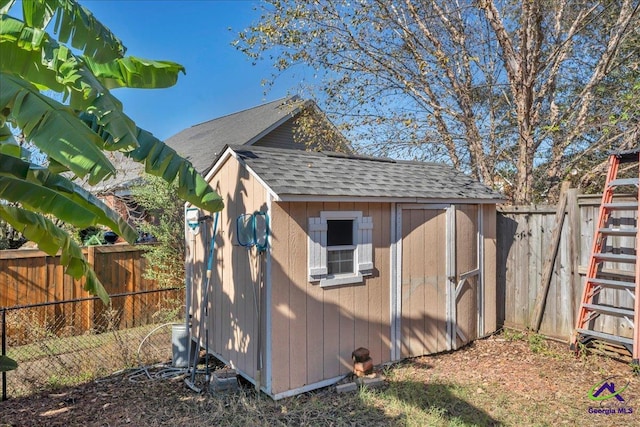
<box><xmin>125</xmin><ymin>127</ymin><xmax>224</xmax><ymax>213</ymax></box>
<box><xmin>0</xmin><ymin>0</ymin><xmax>16</xmax><ymax>15</ymax></box>
<box><xmin>0</xmin><ymin>72</ymin><xmax>115</xmax><ymax>184</ymax></box>
<box><xmin>0</xmin><ymin>355</ymin><xmax>18</xmax><ymax>372</ymax></box>
<box><xmin>1</xmin><ymin>15</ymin><xmax>139</xmax><ymax>151</ymax></box>
<box><xmin>0</xmin><ymin>204</ymin><xmax>109</xmax><ymax>303</ymax></box>
<box><xmin>0</xmin><ymin>151</ymin><xmax>138</xmax><ymax>242</ymax></box>
<box><xmin>0</xmin><ymin>0</ymin><xmax>224</xmax><ymax>303</ymax></box>
<box><xmin>84</xmin><ymin>57</ymin><xmax>186</xmax><ymax>90</ymax></box>
<box><xmin>23</xmin><ymin>0</ymin><xmax>125</xmax><ymax>62</ymax></box>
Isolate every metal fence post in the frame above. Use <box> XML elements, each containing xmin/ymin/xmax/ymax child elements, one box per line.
<box><xmin>2</xmin><ymin>308</ymin><xmax>7</xmax><ymax>401</ymax></box>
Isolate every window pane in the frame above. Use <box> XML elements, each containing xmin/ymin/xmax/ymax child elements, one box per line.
<box><xmin>327</xmin><ymin>220</ymin><xmax>353</xmax><ymax>246</ymax></box>
<box><xmin>328</xmin><ymin>249</ymin><xmax>354</xmax><ymax>275</ymax></box>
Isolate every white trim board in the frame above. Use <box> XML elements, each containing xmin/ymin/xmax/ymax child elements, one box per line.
<box><xmin>270</xmin><ymin>375</ymin><xmax>349</xmax><ymax>400</ymax></box>
<box><xmin>264</xmin><ymin>194</ymin><xmax>273</xmax><ymax>393</ymax></box>
<box><xmin>390</xmin><ymin>202</ymin><xmax>399</xmax><ymax>361</ymax></box>
<box><xmin>445</xmin><ymin>205</ymin><xmax>457</xmax><ymax>351</ymax></box>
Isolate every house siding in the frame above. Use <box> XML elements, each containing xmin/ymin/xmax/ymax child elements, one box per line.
<box><xmin>190</xmin><ymin>155</ymin><xmax>268</xmax><ymax>381</ymax></box>
<box><xmin>253</xmin><ymin>117</ymin><xmax>306</xmax><ymax>151</ymax></box>
<box><xmin>269</xmin><ymin>201</ymin><xmax>392</xmax><ymax>396</ymax></box>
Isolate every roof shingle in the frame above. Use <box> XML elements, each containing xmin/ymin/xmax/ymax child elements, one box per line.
<box><xmin>165</xmin><ymin>97</ymin><xmax>301</xmax><ymax>174</ymax></box>
<box><xmin>230</xmin><ymin>145</ymin><xmax>502</xmax><ymax>201</ymax></box>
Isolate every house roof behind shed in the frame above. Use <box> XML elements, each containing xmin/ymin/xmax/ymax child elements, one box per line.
<box><xmin>166</xmin><ymin>96</ymin><xmax>303</xmax><ymax>175</ymax></box>
<box><xmin>229</xmin><ymin>145</ymin><xmax>503</xmax><ymax>202</ymax></box>
<box><xmin>88</xmin><ymin>97</ymin><xmax>304</xmax><ymax>194</ymax></box>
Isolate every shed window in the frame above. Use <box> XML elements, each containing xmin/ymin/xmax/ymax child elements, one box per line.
<box><xmin>308</xmin><ymin>211</ymin><xmax>373</xmax><ymax>287</ymax></box>
<box><xmin>327</xmin><ymin>219</ymin><xmax>355</xmax><ymax>275</ymax></box>
<box><xmin>328</xmin><ymin>249</ymin><xmax>354</xmax><ymax>275</ymax></box>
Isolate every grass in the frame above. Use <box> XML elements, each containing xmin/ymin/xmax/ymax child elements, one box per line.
<box><xmin>361</xmin><ymin>366</ymin><xmax>499</xmax><ymax>426</ymax></box>
<box><xmin>2</xmin><ymin>331</ymin><xmax>638</xmax><ymax>426</ymax></box>
<box><xmin>7</xmin><ymin>323</ymin><xmax>168</xmax><ymax>362</ymax></box>
<box><xmin>5</xmin><ymin>322</ymin><xmax>174</xmax><ymax>398</ymax></box>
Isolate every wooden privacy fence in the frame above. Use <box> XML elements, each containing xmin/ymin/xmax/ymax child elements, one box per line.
<box><xmin>0</xmin><ymin>244</ymin><xmax>170</xmax><ymax>340</ymax></box>
<box><xmin>497</xmin><ymin>191</ymin><xmax>637</xmax><ymax>341</ymax></box>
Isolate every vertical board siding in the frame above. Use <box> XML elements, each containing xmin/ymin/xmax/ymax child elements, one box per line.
<box><xmin>338</xmin><ymin>201</ymin><xmax>356</xmax><ymax>375</ymax></box>
<box><xmin>497</xmin><ymin>194</ymin><xmax>638</xmax><ymax>339</ymax></box>
<box><xmin>269</xmin><ymin>202</ymin><xmax>291</xmax><ymax>393</ymax></box>
<box><xmin>269</xmin><ymin>201</ymin><xmax>392</xmax><ymax>395</ymax></box>
<box><xmin>197</xmin><ymin>156</ymin><xmax>268</xmax><ymax>382</ymax></box>
<box><xmin>305</xmin><ymin>202</ymin><xmax>326</xmax><ymax>385</ymax></box>
<box><xmin>400</xmin><ymin>208</ymin><xmax>448</xmax><ymax>357</ymax></box>
<box><xmin>288</xmin><ymin>202</ymin><xmax>308</xmax><ymax>391</ymax></box>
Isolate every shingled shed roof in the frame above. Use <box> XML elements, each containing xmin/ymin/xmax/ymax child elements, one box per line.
<box><xmin>222</xmin><ymin>145</ymin><xmax>503</xmax><ymax>202</ymax></box>
<box><xmin>166</xmin><ymin>96</ymin><xmax>303</xmax><ymax>175</ymax></box>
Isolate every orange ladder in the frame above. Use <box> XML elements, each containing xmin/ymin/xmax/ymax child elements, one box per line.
<box><xmin>571</xmin><ymin>148</ymin><xmax>640</xmax><ymax>362</ymax></box>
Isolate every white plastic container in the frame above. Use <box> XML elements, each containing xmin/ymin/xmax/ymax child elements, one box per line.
<box><xmin>171</xmin><ymin>324</ymin><xmax>190</xmax><ymax>368</ymax></box>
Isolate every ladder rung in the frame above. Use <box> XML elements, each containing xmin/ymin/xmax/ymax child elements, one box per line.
<box><xmin>587</xmin><ymin>277</ymin><xmax>636</xmax><ymax>290</ymax></box>
<box><xmin>608</xmin><ymin>178</ymin><xmax>639</xmax><ymax>187</ymax></box>
<box><xmin>602</xmin><ymin>201</ymin><xmax>638</xmax><ymax>210</ymax></box>
<box><xmin>576</xmin><ymin>329</ymin><xmax>634</xmax><ymax>346</ymax></box>
<box><xmin>598</xmin><ymin>227</ymin><xmax>638</xmax><ymax>236</ymax></box>
<box><xmin>593</xmin><ymin>253</ymin><xmax>637</xmax><ymax>263</ymax></box>
<box><xmin>582</xmin><ymin>303</ymin><xmax>634</xmax><ymax>317</ymax></box>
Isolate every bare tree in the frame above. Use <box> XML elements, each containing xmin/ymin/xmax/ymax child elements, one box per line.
<box><xmin>236</xmin><ymin>0</ymin><xmax>639</xmax><ymax>203</ymax></box>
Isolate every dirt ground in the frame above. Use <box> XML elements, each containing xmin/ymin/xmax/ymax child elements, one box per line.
<box><xmin>1</xmin><ymin>332</ymin><xmax>639</xmax><ymax>426</ymax></box>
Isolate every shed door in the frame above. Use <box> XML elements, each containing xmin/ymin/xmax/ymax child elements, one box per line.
<box><xmin>397</xmin><ymin>205</ymin><xmax>479</xmax><ymax>359</ymax></box>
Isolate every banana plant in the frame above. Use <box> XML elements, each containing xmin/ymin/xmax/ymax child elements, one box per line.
<box><xmin>0</xmin><ymin>0</ymin><xmax>224</xmax><ymax>306</ymax></box>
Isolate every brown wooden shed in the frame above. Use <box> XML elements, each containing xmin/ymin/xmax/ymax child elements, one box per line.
<box><xmin>186</xmin><ymin>145</ymin><xmax>503</xmax><ymax>399</ymax></box>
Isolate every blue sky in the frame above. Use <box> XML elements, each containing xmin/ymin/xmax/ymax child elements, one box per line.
<box><xmin>84</xmin><ymin>0</ymin><xmax>296</xmax><ymax>141</ymax></box>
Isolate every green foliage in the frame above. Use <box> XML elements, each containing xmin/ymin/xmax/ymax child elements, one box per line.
<box><xmin>527</xmin><ymin>333</ymin><xmax>546</xmax><ymax>354</ymax></box>
<box><xmin>131</xmin><ymin>175</ymin><xmax>185</xmax><ymax>289</ymax></box>
<box><xmin>501</xmin><ymin>328</ymin><xmax>525</xmax><ymax>342</ymax></box>
<box><xmin>0</xmin><ymin>0</ymin><xmax>223</xmax><ymax>300</ymax></box>
<box><xmin>0</xmin><ymin>216</ymin><xmax>26</xmax><ymax>249</ymax></box>
<box><xmin>79</xmin><ymin>226</ymin><xmax>104</xmax><ymax>246</ymax></box>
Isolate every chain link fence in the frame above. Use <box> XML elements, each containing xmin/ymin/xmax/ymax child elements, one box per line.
<box><xmin>1</xmin><ymin>288</ymin><xmax>184</xmax><ymax>400</ymax></box>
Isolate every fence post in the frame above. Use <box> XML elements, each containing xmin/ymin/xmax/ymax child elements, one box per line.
<box><xmin>566</xmin><ymin>189</ymin><xmax>581</xmax><ymax>332</ymax></box>
<box><xmin>2</xmin><ymin>308</ymin><xmax>7</xmax><ymax>401</ymax></box>
<box><xmin>530</xmin><ymin>182</ymin><xmax>571</xmax><ymax>331</ymax></box>
<box><xmin>85</xmin><ymin>246</ymin><xmax>96</xmax><ymax>331</ymax></box>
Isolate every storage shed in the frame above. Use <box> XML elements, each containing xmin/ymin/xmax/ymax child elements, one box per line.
<box><xmin>186</xmin><ymin>145</ymin><xmax>503</xmax><ymax>399</ymax></box>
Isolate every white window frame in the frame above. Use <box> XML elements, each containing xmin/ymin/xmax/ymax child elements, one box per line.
<box><xmin>308</xmin><ymin>211</ymin><xmax>373</xmax><ymax>287</ymax></box>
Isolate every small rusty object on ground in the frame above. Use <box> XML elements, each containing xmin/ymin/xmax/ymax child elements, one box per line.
<box><xmin>353</xmin><ymin>358</ymin><xmax>374</xmax><ymax>377</ymax></box>
<box><xmin>351</xmin><ymin>347</ymin><xmax>370</xmax><ymax>363</ymax></box>
<box><xmin>352</xmin><ymin>347</ymin><xmax>374</xmax><ymax>377</ymax></box>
